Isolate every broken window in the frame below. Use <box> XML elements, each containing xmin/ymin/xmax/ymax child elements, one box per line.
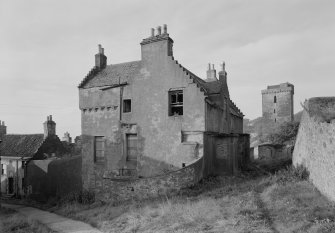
<box><xmin>94</xmin><ymin>136</ymin><xmax>105</xmax><ymax>163</ymax></box>
<box><xmin>123</xmin><ymin>99</ymin><xmax>131</xmax><ymax>113</ymax></box>
<box><xmin>169</xmin><ymin>90</ymin><xmax>183</xmax><ymax>116</ymax></box>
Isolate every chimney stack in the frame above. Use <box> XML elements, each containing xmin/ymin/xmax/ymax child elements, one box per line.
<box><xmin>43</xmin><ymin>115</ymin><xmax>56</xmax><ymax>139</ymax></box>
<box><xmin>0</xmin><ymin>120</ymin><xmax>7</xmax><ymax>140</ymax></box>
<box><xmin>95</xmin><ymin>44</ymin><xmax>107</xmax><ymax>69</ymax></box>
<box><xmin>205</xmin><ymin>63</ymin><xmax>217</xmax><ymax>82</ymax></box>
<box><xmin>141</xmin><ymin>24</ymin><xmax>174</xmax><ymax>59</ymax></box>
<box><xmin>218</xmin><ymin>61</ymin><xmax>230</xmax><ymax>98</ymax></box>
<box><xmin>157</xmin><ymin>26</ymin><xmax>162</xmax><ymax>35</ymax></box>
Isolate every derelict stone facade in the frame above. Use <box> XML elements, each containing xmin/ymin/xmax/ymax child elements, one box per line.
<box><xmin>261</xmin><ymin>83</ymin><xmax>294</xmax><ymax>124</ymax></box>
<box><xmin>79</xmin><ymin>25</ymin><xmax>245</xmax><ymax>193</ymax></box>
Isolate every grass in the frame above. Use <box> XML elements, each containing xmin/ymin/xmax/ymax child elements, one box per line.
<box><xmin>23</xmin><ymin>159</ymin><xmax>335</xmax><ymax>232</ymax></box>
<box><xmin>0</xmin><ymin>207</ymin><xmax>55</xmax><ymax>233</ymax></box>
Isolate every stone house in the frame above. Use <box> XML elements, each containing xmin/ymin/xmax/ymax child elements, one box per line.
<box><xmin>79</xmin><ymin>25</ymin><xmax>245</xmax><ymax>192</ymax></box>
<box><xmin>257</xmin><ymin>143</ymin><xmax>293</xmax><ymax>160</ymax></box>
<box><xmin>0</xmin><ymin>116</ymin><xmax>64</xmax><ymax>197</ymax></box>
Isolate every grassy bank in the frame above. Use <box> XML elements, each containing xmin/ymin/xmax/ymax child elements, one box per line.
<box><xmin>51</xmin><ymin>162</ymin><xmax>335</xmax><ymax>233</ymax></box>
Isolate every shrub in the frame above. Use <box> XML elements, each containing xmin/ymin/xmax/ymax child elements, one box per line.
<box><xmin>61</xmin><ymin>190</ymin><xmax>95</xmax><ymax>204</ymax></box>
<box><xmin>273</xmin><ymin>165</ymin><xmax>309</xmax><ymax>184</ymax></box>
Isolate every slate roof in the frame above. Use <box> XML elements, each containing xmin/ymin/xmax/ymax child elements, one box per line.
<box><xmin>79</xmin><ymin>61</ymin><xmax>142</xmax><ymax>88</ymax></box>
<box><xmin>0</xmin><ymin>134</ymin><xmax>45</xmax><ymax>158</ymax></box>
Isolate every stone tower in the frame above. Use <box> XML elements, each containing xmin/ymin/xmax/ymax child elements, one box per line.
<box><xmin>43</xmin><ymin>115</ymin><xmax>56</xmax><ymax>138</ymax></box>
<box><xmin>261</xmin><ymin>83</ymin><xmax>294</xmax><ymax>124</ymax></box>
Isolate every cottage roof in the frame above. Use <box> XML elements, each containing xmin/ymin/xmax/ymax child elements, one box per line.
<box><xmin>79</xmin><ymin>61</ymin><xmax>141</xmax><ymax>88</ymax></box>
<box><xmin>0</xmin><ymin>134</ymin><xmax>44</xmax><ymax>158</ymax></box>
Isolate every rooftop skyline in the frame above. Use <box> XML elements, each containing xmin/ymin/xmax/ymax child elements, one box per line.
<box><xmin>1</xmin><ymin>0</ymin><xmax>334</xmax><ymax>137</ymax></box>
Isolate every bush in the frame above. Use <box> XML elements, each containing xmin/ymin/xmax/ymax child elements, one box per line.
<box><xmin>273</xmin><ymin>165</ymin><xmax>309</xmax><ymax>184</ymax></box>
<box><xmin>265</xmin><ymin>121</ymin><xmax>300</xmax><ymax>145</ymax></box>
<box><xmin>61</xmin><ymin>190</ymin><xmax>95</xmax><ymax>204</ymax></box>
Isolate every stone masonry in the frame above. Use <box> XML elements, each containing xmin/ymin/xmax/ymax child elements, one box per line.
<box><xmin>261</xmin><ymin>82</ymin><xmax>294</xmax><ymax>124</ymax></box>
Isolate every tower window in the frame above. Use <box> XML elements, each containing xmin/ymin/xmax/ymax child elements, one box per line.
<box><xmin>274</xmin><ymin>109</ymin><xmax>276</xmax><ymax>113</ymax></box>
<box><xmin>275</xmin><ymin>118</ymin><xmax>277</xmax><ymax>123</ymax></box>
<box><xmin>169</xmin><ymin>90</ymin><xmax>183</xmax><ymax>116</ymax></box>
<box><xmin>274</xmin><ymin>96</ymin><xmax>277</xmax><ymax>103</ymax></box>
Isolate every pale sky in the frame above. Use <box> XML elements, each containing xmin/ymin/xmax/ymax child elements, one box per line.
<box><xmin>0</xmin><ymin>0</ymin><xmax>334</xmax><ymax>138</ymax></box>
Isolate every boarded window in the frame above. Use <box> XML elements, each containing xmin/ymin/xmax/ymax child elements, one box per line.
<box><xmin>126</xmin><ymin>134</ymin><xmax>137</xmax><ymax>161</ymax></box>
<box><xmin>94</xmin><ymin>136</ymin><xmax>105</xmax><ymax>163</ymax></box>
<box><xmin>123</xmin><ymin>99</ymin><xmax>131</xmax><ymax>113</ymax></box>
<box><xmin>169</xmin><ymin>90</ymin><xmax>183</xmax><ymax>116</ymax></box>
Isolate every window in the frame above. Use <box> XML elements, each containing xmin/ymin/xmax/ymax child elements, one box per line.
<box><xmin>169</xmin><ymin>90</ymin><xmax>183</xmax><ymax>116</ymax></box>
<box><xmin>274</xmin><ymin>96</ymin><xmax>277</xmax><ymax>103</ymax></box>
<box><xmin>1</xmin><ymin>164</ymin><xmax>4</xmax><ymax>175</ymax></box>
<box><xmin>94</xmin><ymin>136</ymin><xmax>105</xmax><ymax>163</ymax></box>
<box><xmin>275</xmin><ymin>118</ymin><xmax>277</xmax><ymax>123</ymax></box>
<box><xmin>123</xmin><ymin>99</ymin><xmax>131</xmax><ymax>113</ymax></box>
<box><xmin>274</xmin><ymin>109</ymin><xmax>276</xmax><ymax>113</ymax></box>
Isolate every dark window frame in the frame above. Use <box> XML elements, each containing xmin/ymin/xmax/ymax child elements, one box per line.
<box><xmin>168</xmin><ymin>90</ymin><xmax>183</xmax><ymax>116</ymax></box>
<box><xmin>123</xmin><ymin>99</ymin><xmax>131</xmax><ymax>113</ymax></box>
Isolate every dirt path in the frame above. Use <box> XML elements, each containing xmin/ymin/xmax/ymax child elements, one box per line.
<box><xmin>2</xmin><ymin>203</ymin><xmax>103</xmax><ymax>233</ymax></box>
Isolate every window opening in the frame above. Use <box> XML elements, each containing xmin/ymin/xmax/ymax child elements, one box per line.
<box><xmin>123</xmin><ymin>99</ymin><xmax>131</xmax><ymax>113</ymax></box>
<box><xmin>274</xmin><ymin>96</ymin><xmax>277</xmax><ymax>103</ymax></box>
<box><xmin>169</xmin><ymin>90</ymin><xmax>183</xmax><ymax>116</ymax></box>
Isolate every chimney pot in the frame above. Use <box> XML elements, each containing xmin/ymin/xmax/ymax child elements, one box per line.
<box><xmin>101</xmin><ymin>48</ymin><xmax>104</xmax><ymax>55</ymax></box>
<box><xmin>208</xmin><ymin>63</ymin><xmax>211</xmax><ymax>70</ymax></box>
<box><xmin>222</xmin><ymin>61</ymin><xmax>225</xmax><ymax>72</ymax></box>
<box><xmin>157</xmin><ymin>26</ymin><xmax>161</xmax><ymax>35</ymax></box>
<box><xmin>98</xmin><ymin>44</ymin><xmax>103</xmax><ymax>54</ymax></box>
<box><xmin>163</xmin><ymin>24</ymin><xmax>167</xmax><ymax>34</ymax></box>
<box><xmin>151</xmin><ymin>28</ymin><xmax>155</xmax><ymax>37</ymax></box>
<box><xmin>212</xmin><ymin>64</ymin><xmax>215</xmax><ymax>70</ymax></box>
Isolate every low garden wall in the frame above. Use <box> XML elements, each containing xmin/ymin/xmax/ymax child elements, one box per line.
<box><xmin>95</xmin><ymin>156</ymin><xmax>204</xmax><ymax>202</ymax></box>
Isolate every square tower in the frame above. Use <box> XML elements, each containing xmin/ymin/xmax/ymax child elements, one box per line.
<box><xmin>261</xmin><ymin>82</ymin><xmax>294</xmax><ymax>124</ymax></box>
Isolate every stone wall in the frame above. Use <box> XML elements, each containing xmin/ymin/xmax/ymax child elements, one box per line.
<box><xmin>293</xmin><ymin>97</ymin><xmax>335</xmax><ymax>201</ymax></box>
<box><xmin>26</xmin><ymin>156</ymin><xmax>82</xmax><ymax>201</ymax></box>
<box><xmin>203</xmin><ymin>133</ymin><xmax>250</xmax><ymax>176</ymax></box>
<box><xmin>94</xmin><ymin>156</ymin><xmax>204</xmax><ymax>202</ymax></box>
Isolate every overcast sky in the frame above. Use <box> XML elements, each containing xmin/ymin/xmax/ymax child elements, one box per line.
<box><xmin>0</xmin><ymin>0</ymin><xmax>334</xmax><ymax>138</ymax></box>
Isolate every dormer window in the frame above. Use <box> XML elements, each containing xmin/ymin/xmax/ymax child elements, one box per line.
<box><xmin>169</xmin><ymin>90</ymin><xmax>183</xmax><ymax>116</ymax></box>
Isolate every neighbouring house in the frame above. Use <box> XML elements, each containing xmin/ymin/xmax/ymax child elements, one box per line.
<box><xmin>0</xmin><ymin>116</ymin><xmax>64</xmax><ymax>197</ymax></box>
<box><xmin>79</xmin><ymin>25</ymin><xmax>248</xmax><ymax>198</ymax></box>
<box><xmin>256</xmin><ymin>143</ymin><xmax>293</xmax><ymax>160</ymax></box>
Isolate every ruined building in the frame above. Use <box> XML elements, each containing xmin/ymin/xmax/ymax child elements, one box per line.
<box><xmin>261</xmin><ymin>82</ymin><xmax>294</xmax><ymax>124</ymax></box>
<box><xmin>79</xmin><ymin>25</ymin><xmax>247</xmax><ymax>194</ymax></box>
